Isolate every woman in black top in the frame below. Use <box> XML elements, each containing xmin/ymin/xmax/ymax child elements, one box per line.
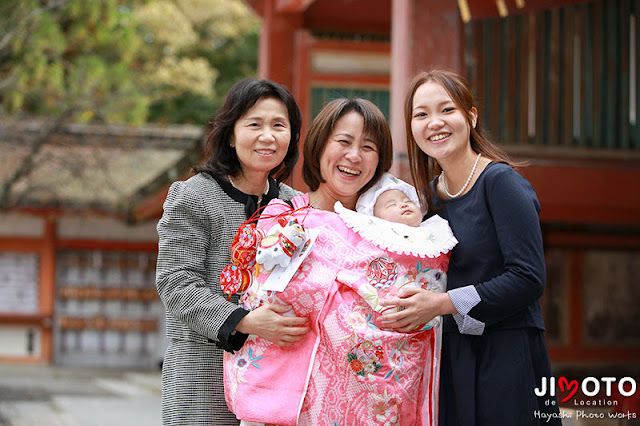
<box><xmin>156</xmin><ymin>78</ymin><xmax>310</xmax><ymax>425</ymax></box>
<box><xmin>381</xmin><ymin>70</ymin><xmax>561</xmax><ymax>425</ymax></box>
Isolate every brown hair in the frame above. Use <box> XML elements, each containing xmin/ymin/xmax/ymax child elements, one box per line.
<box><xmin>404</xmin><ymin>69</ymin><xmax>517</xmax><ymax>207</ymax></box>
<box><xmin>303</xmin><ymin>98</ymin><xmax>393</xmax><ymax>192</ymax></box>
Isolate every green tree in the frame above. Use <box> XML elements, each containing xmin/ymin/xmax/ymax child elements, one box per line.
<box><xmin>139</xmin><ymin>0</ymin><xmax>259</xmax><ymax>123</ymax></box>
<box><xmin>0</xmin><ymin>0</ymin><xmax>150</xmax><ymax>123</ymax></box>
<box><xmin>0</xmin><ymin>0</ymin><xmax>259</xmax><ymax>124</ymax></box>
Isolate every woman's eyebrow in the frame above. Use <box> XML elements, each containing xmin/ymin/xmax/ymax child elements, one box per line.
<box><xmin>413</xmin><ymin>99</ymin><xmax>454</xmax><ymax>110</ymax></box>
<box><xmin>334</xmin><ymin>132</ymin><xmax>354</xmax><ymax>139</ymax></box>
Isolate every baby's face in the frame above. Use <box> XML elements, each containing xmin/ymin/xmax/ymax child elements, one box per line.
<box><xmin>373</xmin><ymin>189</ymin><xmax>422</xmax><ymax>227</ymax></box>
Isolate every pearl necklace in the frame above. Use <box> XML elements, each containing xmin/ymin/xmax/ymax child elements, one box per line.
<box><xmin>228</xmin><ymin>175</ymin><xmax>269</xmax><ymax>203</ymax></box>
<box><xmin>440</xmin><ymin>153</ymin><xmax>481</xmax><ymax>198</ymax></box>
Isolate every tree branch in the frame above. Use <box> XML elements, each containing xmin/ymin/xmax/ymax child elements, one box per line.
<box><xmin>0</xmin><ymin>0</ymin><xmax>70</xmax><ymax>53</ymax></box>
<box><xmin>0</xmin><ymin>109</ymin><xmax>75</xmax><ymax>208</ymax></box>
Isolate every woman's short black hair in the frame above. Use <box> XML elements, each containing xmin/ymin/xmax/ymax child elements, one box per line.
<box><xmin>194</xmin><ymin>78</ymin><xmax>302</xmax><ymax>182</ymax></box>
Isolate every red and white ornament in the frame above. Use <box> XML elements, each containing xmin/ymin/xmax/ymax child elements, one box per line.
<box><xmin>220</xmin><ymin>264</ymin><xmax>253</xmax><ymax>296</ymax></box>
<box><xmin>366</xmin><ymin>257</ymin><xmax>398</xmax><ymax>289</ymax></box>
<box><xmin>230</xmin><ymin>223</ymin><xmax>261</xmax><ymax>268</ymax></box>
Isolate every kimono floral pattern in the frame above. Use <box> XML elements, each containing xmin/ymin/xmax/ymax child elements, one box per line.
<box><xmin>352</xmin><ymin>259</ymin><xmax>448</xmax><ymax>331</ymax></box>
<box><xmin>226</xmin><ymin>336</ymin><xmax>270</xmax><ymax>395</ymax></box>
<box><xmin>223</xmin><ymin>195</ymin><xmax>453</xmax><ymax>426</ymax></box>
<box><xmin>347</xmin><ymin>339</ymin><xmax>385</xmax><ymax>378</ymax></box>
<box><xmin>372</xmin><ymin>390</ymin><xmax>401</xmax><ymax>425</ymax></box>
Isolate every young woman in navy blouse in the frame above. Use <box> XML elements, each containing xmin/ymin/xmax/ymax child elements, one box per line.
<box><xmin>381</xmin><ymin>69</ymin><xmax>561</xmax><ymax>425</ymax></box>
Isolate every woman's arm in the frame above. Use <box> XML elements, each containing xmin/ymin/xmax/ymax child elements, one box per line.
<box><xmin>156</xmin><ymin>181</ymin><xmax>309</xmax><ymax>351</ymax></box>
<box><xmin>381</xmin><ymin>167</ymin><xmax>545</xmax><ymax>333</ymax></box>
<box><xmin>156</xmin><ymin>181</ymin><xmax>245</xmax><ymax>350</ymax></box>
<box><xmin>460</xmin><ymin>167</ymin><xmax>546</xmax><ymax>325</ymax></box>
<box><xmin>380</xmin><ymin>287</ymin><xmax>456</xmax><ymax>333</ymax></box>
<box><xmin>236</xmin><ymin>304</ymin><xmax>309</xmax><ymax>347</ymax></box>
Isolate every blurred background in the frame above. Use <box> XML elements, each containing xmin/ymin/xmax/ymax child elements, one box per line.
<box><xmin>0</xmin><ymin>0</ymin><xmax>638</xmax><ymax>424</ymax></box>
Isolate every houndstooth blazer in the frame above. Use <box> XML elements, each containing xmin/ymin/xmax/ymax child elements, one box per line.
<box><xmin>156</xmin><ymin>172</ymin><xmax>300</xmax><ymax>425</ymax></box>
<box><xmin>156</xmin><ymin>172</ymin><xmax>300</xmax><ymax>350</ymax></box>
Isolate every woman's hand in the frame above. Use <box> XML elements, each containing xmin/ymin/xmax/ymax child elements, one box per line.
<box><xmin>379</xmin><ymin>288</ymin><xmax>456</xmax><ymax>333</ymax></box>
<box><xmin>235</xmin><ymin>303</ymin><xmax>311</xmax><ymax>347</ymax></box>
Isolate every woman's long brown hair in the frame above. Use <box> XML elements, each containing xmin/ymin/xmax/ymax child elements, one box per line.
<box><xmin>404</xmin><ymin>69</ymin><xmax>519</xmax><ymax>208</ymax></box>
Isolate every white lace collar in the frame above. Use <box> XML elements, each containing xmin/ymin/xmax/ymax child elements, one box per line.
<box><xmin>334</xmin><ymin>201</ymin><xmax>458</xmax><ymax>258</ymax></box>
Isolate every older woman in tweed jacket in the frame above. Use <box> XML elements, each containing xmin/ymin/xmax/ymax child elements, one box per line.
<box><xmin>156</xmin><ymin>78</ymin><xmax>310</xmax><ymax>425</ymax></box>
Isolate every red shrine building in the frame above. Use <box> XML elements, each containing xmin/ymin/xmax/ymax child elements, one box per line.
<box><xmin>244</xmin><ymin>0</ymin><xmax>640</xmax><ymax>378</ymax></box>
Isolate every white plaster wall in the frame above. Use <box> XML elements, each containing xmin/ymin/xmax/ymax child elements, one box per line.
<box><xmin>0</xmin><ymin>326</ymin><xmax>41</xmax><ymax>357</ymax></box>
<box><xmin>0</xmin><ymin>252</ymin><xmax>39</xmax><ymax>314</ymax></box>
<box><xmin>0</xmin><ymin>213</ymin><xmax>44</xmax><ymax>237</ymax></box>
<box><xmin>58</xmin><ymin>216</ymin><xmax>158</xmax><ymax>242</ymax></box>
<box><xmin>311</xmin><ymin>51</ymin><xmax>390</xmax><ymax>75</ymax></box>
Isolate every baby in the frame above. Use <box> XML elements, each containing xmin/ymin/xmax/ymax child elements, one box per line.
<box><xmin>356</xmin><ymin>172</ymin><xmax>424</xmax><ymax>227</ymax></box>
<box><xmin>329</xmin><ymin>173</ymin><xmax>456</xmax><ymax>329</ymax></box>
<box><xmin>373</xmin><ymin>189</ymin><xmax>422</xmax><ymax>226</ymax></box>
<box><xmin>224</xmin><ymin>174</ymin><xmax>457</xmax><ymax>425</ymax></box>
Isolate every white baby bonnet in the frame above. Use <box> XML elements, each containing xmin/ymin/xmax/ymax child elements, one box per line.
<box><xmin>356</xmin><ymin>173</ymin><xmax>424</xmax><ymax>216</ymax></box>
<box><xmin>335</xmin><ymin>202</ymin><xmax>458</xmax><ymax>258</ymax></box>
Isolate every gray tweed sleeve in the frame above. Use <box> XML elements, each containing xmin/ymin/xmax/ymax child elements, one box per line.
<box><xmin>156</xmin><ymin>180</ymin><xmax>247</xmax><ymax>351</ymax></box>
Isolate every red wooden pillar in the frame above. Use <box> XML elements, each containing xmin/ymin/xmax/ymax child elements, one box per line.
<box><xmin>39</xmin><ymin>217</ymin><xmax>56</xmax><ymax>362</ymax></box>
<box><xmin>390</xmin><ymin>0</ymin><xmax>464</xmax><ymax>181</ymax></box>
<box><xmin>252</xmin><ymin>0</ymin><xmax>309</xmax><ymax>189</ymax></box>
<box><xmin>290</xmin><ymin>29</ymin><xmax>314</xmax><ymax>191</ymax></box>
<box><xmin>256</xmin><ymin>0</ymin><xmax>305</xmax><ymax>92</ymax></box>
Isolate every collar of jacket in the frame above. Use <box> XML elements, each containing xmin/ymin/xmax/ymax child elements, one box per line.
<box><xmin>209</xmin><ymin>172</ymin><xmax>279</xmax><ymax>222</ymax></box>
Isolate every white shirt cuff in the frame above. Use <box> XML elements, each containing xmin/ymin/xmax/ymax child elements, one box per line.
<box><xmin>449</xmin><ymin>285</ymin><xmax>485</xmax><ymax>335</ymax></box>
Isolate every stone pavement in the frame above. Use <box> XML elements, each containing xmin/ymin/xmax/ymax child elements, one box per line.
<box><xmin>0</xmin><ymin>363</ymin><xmax>161</xmax><ymax>426</ymax></box>
<box><xmin>1</xmin><ymin>363</ymin><xmax>637</xmax><ymax>425</ymax></box>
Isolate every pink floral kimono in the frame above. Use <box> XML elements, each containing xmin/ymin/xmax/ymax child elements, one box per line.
<box><xmin>223</xmin><ymin>194</ymin><xmax>457</xmax><ymax>426</ymax></box>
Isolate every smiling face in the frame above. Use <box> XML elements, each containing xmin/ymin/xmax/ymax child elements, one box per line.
<box><xmin>232</xmin><ymin>97</ymin><xmax>291</xmax><ymax>177</ymax></box>
<box><xmin>373</xmin><ymin>189</ymin><xmax>422</xmax><ymax>227</ymax></box>
<box><xmin>316</xmin><ymin>111</ymin><xmax>380</xmax><ymax>209</ymax></box>
<box><xmin>410</xmin><ymin>81</ymin><xmax>477</xmax><ymax>165</ymax></box>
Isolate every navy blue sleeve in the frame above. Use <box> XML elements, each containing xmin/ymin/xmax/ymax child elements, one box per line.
<box><xmin>468</xmin><ymin>167</ymin><xmax>546</xmax><ymax>325</ymax></box>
